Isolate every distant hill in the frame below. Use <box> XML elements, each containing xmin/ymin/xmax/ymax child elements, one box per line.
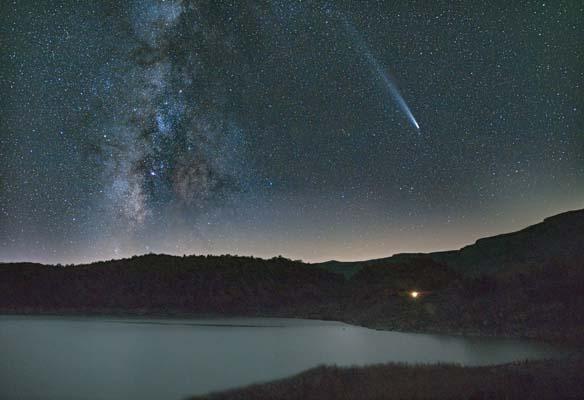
<box><xmin>315</xmin><ymin>208</ymin><xmax>584</xmax><ymax>277</ymax></box>
<box><xmin>315</xmin><ymin>253</ymin><xmax>433</xmax><ymax>279</ymax></box>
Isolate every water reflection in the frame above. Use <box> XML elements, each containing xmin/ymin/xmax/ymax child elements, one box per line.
<box><xmin>0</xmin><ymin>316</ymin><xmax>567</xmax><ymax>400</ymax></box>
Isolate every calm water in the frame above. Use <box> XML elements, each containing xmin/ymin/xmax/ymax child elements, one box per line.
<box><xmin>0</xmin><ymin>316</ymin><xmax>567</xmax><ymax>400</ymax></box>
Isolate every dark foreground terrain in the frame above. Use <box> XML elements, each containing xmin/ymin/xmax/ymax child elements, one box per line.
<box><xmin>192</xmin><ymin>357</ymin><xmax>584</xmax><ymax>400</ymax></box>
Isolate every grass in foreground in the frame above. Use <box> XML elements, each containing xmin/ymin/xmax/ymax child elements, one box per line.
<box><xmin>191</xmin><ymin>357</ymin><xmax>584</xmax><ymax>400</ymax></box>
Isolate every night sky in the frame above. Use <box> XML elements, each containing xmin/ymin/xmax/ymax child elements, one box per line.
<box><xmin>1</xmin><ymin>0</ymin><xmax>582</xmax><ymax>264</ymax></box>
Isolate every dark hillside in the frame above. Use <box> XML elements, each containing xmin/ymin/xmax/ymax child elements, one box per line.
<box><xmin>0</xmin><ymin>255</ymin><xmax>344</xmax><ymax>317</ymax></box>
<box><xmin>435</xmin><ymin>209</ymin><xmax>584</xmax><ymax>275</ymax></box>
<box><xmin>316</xmin><ymin>209</ymin><xmax>584</xmax><ymax>277</ymax></box>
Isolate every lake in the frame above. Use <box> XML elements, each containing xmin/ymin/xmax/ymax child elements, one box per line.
<box><xmin>0</xmin><ymin>316</ymin><xmax>567</xmax><ymax>400</ymax></box>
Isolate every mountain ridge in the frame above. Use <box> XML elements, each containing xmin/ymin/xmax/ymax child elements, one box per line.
<box><xmin>315</xmin><ymin>207</ymin><xmax>584</xmax><ymax>277</ymax></box>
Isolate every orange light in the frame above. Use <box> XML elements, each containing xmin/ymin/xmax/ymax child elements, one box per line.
<box><xmin>410</xmin><ymin>291</ymin><xmax>419</xmax><ymax>298</ymax></box>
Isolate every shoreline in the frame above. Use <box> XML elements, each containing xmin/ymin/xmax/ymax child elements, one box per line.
<box><xmin>2</xmin><ymin>309</ymin><xmax>581</xmax><ymax>347</ymax></box>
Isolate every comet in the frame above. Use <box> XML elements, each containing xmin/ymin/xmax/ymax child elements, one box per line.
<box><xmin>343</xmin><ymin>18</ymin><xmax>420</xmax><ymax>131</ymax></box>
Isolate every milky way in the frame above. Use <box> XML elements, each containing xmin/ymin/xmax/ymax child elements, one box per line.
<box><xmin>1</xmin><ymin>1</ymin><xmax>582</xmax><ymax>263</ymax></box>
<box><xmin>95</xmin><ymin>1</ymin><xmax>251</xmax><ymax>237</ymax></box>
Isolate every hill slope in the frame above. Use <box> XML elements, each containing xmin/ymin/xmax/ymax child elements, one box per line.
<box><xmin>0</xmin><ymin>255</ymin><xmax>344</xmax><ymax>317</ymax></box>
<box><xmin>316</xmin><ymin>208</ymin><xmax>584</xmax><ymax>277</ymax></box>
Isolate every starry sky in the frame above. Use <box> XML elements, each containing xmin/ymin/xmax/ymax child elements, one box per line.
<box><xmin>1</xmin><ymin>0</ymin><xmax>583</xmax><ymax>264</ymax></box>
